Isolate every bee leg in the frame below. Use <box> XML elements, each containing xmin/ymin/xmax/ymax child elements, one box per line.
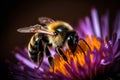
<box><xmin>67</xmin><ymin>42</ymin><xmax>77</xmax><ymax>55</ymax></box>
<box><xmin>34</xmin><ymin>52</ymin><xmax>44</xmax><ymax>70</ymax></box>
<box><xmin>45</xmin><ymin>46</ymin><xmax>54</xmax><ymax>70</ymax></box>
<box><xmin>78</xmin><ymin>45</ymin><xmax>85</xmax><ymax>54</ymax></box>
<box><xmin>77</xmin><ymin>39</ymin><xmax>91</xmax><ymax>55</ymax></box>
<box><xmin>79</xmin><ymin>39</ymin><xmax>91</xmax><ymax>50</ymax></box>
<box><xmin>48</xmin><ymin>56</ymin><xmax>54</xmax><ymax>72</ymax></box>
<box><xmin>56</xmin><ymin>47</ymin><xmax>69</xmax><ymax>63</ymax></box>
<box><xmin>66</xmin><ymin>32</ymin><xmax>78</xmax><ymax>55</ymax></box>
<box><xmin>33</xmin><ymin>39</ymin><xmax>44</xmax><ymax>70</ymax></box>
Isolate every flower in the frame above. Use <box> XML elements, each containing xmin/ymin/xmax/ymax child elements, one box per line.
<box><xmin>8</xmin><ymin>8</ymin><xmax>120</xmax><ymax>80</ymax></box>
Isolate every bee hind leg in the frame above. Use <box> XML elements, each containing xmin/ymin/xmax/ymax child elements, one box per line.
<box><xmin>34</xmin><ymin>52</ymin><xmax>44</xmax><ymax>70</ymax></box>
<box><xmin>45</xmin><ymin>46</ymin><xmax>54</xmax><ymax>71</ymax></box>
<box><xmin>33</xmin><ymin>39</ymin><xmax>44</xmax><ymax>70</ymax></box>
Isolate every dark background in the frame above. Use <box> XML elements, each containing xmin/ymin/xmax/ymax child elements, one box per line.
<box><xmin>0</xmin><ymin>0</ymin><xmax>120</xmax><ymax>80</ymax></box>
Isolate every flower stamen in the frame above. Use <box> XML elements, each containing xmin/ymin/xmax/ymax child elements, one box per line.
<box><xmin>50</xmin><ymin>35</ymin><xmax>102</xmax><ymax>78</ymax></box>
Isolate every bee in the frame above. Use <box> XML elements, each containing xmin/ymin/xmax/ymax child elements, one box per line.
<box><xmin>17</xmin><ymin>17</ymin><xmax>90</xmax><ymax>69</ymax></box>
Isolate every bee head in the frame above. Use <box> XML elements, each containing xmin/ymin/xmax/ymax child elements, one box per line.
<box><xmin>48</xmin><ymin>21</ymin><xmax>73</xmax><ymax>37</ymax></box>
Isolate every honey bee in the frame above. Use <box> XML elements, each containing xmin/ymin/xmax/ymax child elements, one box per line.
<box><xmin>17</xmin><ymin>17</ymin><xmax>90</xmax><ymax>69</ymax></box>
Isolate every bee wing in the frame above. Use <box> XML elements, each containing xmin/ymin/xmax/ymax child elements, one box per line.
<box><xmin>17</xmin><ymin>24</ymin><xmax>42</xmax><ymax>33</ymax></box>
<box><xmin>17</xmin><ymin>24</ymin><xmax>55</xmax><ymax>35</ymax></box>
<box><xmin>38</xmin><ymin>17</ymin><xmax>55</xmax><ymax>25</ymax></box>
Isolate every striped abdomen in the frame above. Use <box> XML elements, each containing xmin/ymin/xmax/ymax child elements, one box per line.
<box><xmin>28</xmin><ymin>33</ymin><xmax>44</xmax><ymax>62</ymax></box>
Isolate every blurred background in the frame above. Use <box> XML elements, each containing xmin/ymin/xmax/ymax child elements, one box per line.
<box><xmin>0</xmin><ymin>0</ymin><xmax>120</xmax><ymax>79</ymax></box>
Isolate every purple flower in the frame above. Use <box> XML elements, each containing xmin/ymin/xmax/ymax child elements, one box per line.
<box><xmin>8</xmin><ymin>8</ymin><xmax>120</xmax><ymax>80</ymax></box>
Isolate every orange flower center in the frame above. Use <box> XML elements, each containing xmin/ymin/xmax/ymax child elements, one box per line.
<box><xmin>49</xmin><ymin>35</ymin><xmax>102</xmax><ymax>77</ymax></box>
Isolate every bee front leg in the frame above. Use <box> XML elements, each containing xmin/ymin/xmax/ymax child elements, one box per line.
<box><xmin>66</xmin><ymin>32</ymin><xmax>78</xmax><ymax>54</ymax></box>
<box><xmin>77</xmin><ymin>39</ymin><xmax>91</xmax><ymax>55</ymax></box>
<box><xmin>56</xmin><ymin>47</ymin><xmax>68</xmax><ymax>63</ymax></box>
<box><xmin>79</xmin><ymin>39</ymin><xmax>91</xmax><ymax>50</ymax></box>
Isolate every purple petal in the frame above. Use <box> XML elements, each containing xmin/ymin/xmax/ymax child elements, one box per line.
<box><xmin>15</xmin><ymin>53</ymin><xmax>44</xmax><ymax>72</ymax></box>
<box><xmin>113</xmin><ymin>39</ymin><xmax>120</xmax><ymax>58</ymax></box>
<box><xmin>114</xmin><ymin>11</ymin><xmax>120</xmax><ymax>40</ymax></box>
<box><xmin>101</xmin><ymin>11</ymin><xmax>109</xmax><ymax>39</ymax></box>
<box><xmin>84</xmin><ymin>16</ymin><xmax>94</xmax><ymax>36</ymax></box>
<box><xmin>91</xmin><ymin>8</ymin><xmax>101</xmax><ymax>37</ymax></box>
<box><xmin>77</xmin><ymin>20</ymin><xmax>86</xmax><ymax>38</ymax></box>
<box><xmin>112</xmin><ymin>33</ymin><xmax>117</xmax><ymax>46</ymax></box>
